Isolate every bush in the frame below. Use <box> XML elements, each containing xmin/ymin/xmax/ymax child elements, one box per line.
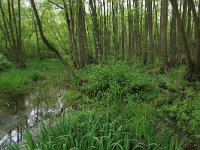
<box><xmin>159</xmin><ymin>95</ymin><xmax>200</xmax><ymax>148</ymax></box>
<box><xmin>0</xmin><ymin>53</ymin><xmax>11</xmax><ymax>70</ymax></box>
<box><xmin>65</xmin><ymin>90</ymin><xmax>82</xmax><ymax>101</ymax></box>
<box><xmin>123</xmin><ymin>103</ymin><xmax>183</xmax><ymax>150</ymax></box>
<box><xmin>80</xmin><ymin>61</ymin><xmax>158</xmax><ymax>103</ymax></box>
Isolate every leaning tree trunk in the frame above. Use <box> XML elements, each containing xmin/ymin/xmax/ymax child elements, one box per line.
<box><xmin>30</xmin><ymin>0</ymin><xmax>76</xmax><ymax>78</ymax></box>
<box><xmin>170</xmin><ymin>0</ymin><xmax>194</xmax><ymax>73</ymax></box>
<box><xmin>62</xmin><ymin>0</ymin><xmax>80</xmax><ymax>69</ymax></box>
<box><xmin>188</xmin><ymin>0</ymin><xmax>200</xmax><ymax>74</ymax></box>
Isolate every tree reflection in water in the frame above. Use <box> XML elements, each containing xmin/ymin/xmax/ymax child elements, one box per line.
<box><xmin>0</xmin><ymin>88</ymin><xmax>68</xmax><ymax>148</ymax></box>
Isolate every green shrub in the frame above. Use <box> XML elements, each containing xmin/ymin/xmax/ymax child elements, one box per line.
<box><xmin>65</xmin><ymin>90</ymin><xmax>82</xmax><ymax>101</ymax></box>
<box><xmin>29</xmin><ymin>71</ymin><xmax>45</xmax><ymax>82</ymax></box>
<box><xmin>0</xmin><ymin>53</ymin><xmax>11</xmax><ymax>70</ymax></box>
<box><xmin>159</xmin><ymin>95</ymin><xmax>200</xmax><ymax>148</ymax></box>
<box><xmin>121</xmin><ymin>102</ymin><xmax>183</xmax><ymax>149</ymax></box>
<box><xmin>80</xmin><ymin>61</ymin><xmax>158</xmax><ymax>103</ymax></box>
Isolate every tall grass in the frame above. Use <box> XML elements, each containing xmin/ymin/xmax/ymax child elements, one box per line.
<box><xmin>9</xmin><ymin>111</ymin><xmax>183</xmax><ymax>150</ymax></box>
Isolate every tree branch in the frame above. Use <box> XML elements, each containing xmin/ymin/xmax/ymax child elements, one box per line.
<box><xmin>48</xmin><ymin>0</ymin><xmax>64</xmax><ymax>9</ymax></box>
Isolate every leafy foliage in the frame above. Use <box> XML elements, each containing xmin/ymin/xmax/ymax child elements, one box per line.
<box><xmin>159</xmin><ymin>94</ymin><xmax>200</xmax><ymax>148</ymax></box>
<box><xmin>0</xmin><ymin>53</ymin><xmax>11</xmax><ymax>70</ymax></box>
<box><xmin>80</xmin><ymin>61</ymin><xmax>158</xmax><ymax>103</ymax></box>
<box><xmin>4</xmin><ymin>60</ymin><xmax>200</xmax><ymax>149</ymax></box>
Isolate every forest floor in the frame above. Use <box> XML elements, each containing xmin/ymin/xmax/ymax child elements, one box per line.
<box><xmin>0</xmin><ymin>59</ymin><xmax>67</xmax><ymax>103</ymax></box>
<box><xmin>1</xmin><ymin>59</ymin><xmax>200</xmax><ymax>149</ymax></box>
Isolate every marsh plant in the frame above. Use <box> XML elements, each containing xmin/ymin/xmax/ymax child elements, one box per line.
<box><xmin>9</xmin><ymin>110</ymin><xmax>183</xmax><ymax>150</ymax></box>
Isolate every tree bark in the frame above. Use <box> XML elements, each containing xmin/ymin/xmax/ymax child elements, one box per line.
<box><xmin>160</xmin><ymin>0</ymin><xmax>168</xmax><ymax>69</ymax></box>
<box><xmin>170</xmin><ymin>0</ymin><xmax>194</xmax><ymax>72</ymax></box>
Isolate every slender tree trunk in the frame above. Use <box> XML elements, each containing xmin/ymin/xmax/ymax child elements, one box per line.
<box><xmin>103</xmin><ymin>0</ymin><xmax>108</xmax><ymax>61</ymax></box>
<box><xmin>77</xmin><ymin>0</ymin><xmax>87</xmax><ymax>68</ymax></box>
<box><xmin>89</xmin><ymin>0</ymin><xmax>101</xmax><ymax>63</ymax></box>
<box><xmin>135</xmin><ymin>0</ymin><xmax>141</xmax><ymax>56</ymax></box>
<box><xmin>143</xmin><ymin>1</ymin><xmax>148</xmax><ymax>64</ymax></box>
<box><xmin>153</xmin><ymin>0</ymin><xmax>159</xmax><ymax>56</ymax></box>
<box><xmin>170</xmin><ymin>0</ymin><xmax>194</xmax><ymax>72</ymax></box>
<box><xmin>148</xmin><ymin>0</ymin><xmax>154</xmax><ymax>64</ymax></box>
<box><xmin>63</xmin><ymin>0</ymin><xmax>80</xmax><ymax>68</ymax></box>
<box><xmin>34</xmin><ymin>17</ymin><xmax>41</xmax><ymax>59</ymax></box>
<box><xmin>120</xmin><ymin>0</ymin><xmax>126</xmax><ymax>61</ymax></box>
<box><xmin>112</xmin><ymin>0</ymin><xmax>119</xmax><ymax>60</ymax></box>
<box><xmin>170</xmin><ymin>5</ymin><xmax>177</xmax><ymax>62</ymax></box>
<box><xmin>30</xmin><ymin>0</ymin><xmax>76</xmax><ymax>78</ymax></box>
<box><xmin>0</xmin><ymin>0</ymin><xmax>25</xmax><ymax>68</ymax></box>
<box><xmin>127</xmin><ymin>0</ymin><xmax>133</xmax><ymax>59</ymax></box>
<box><xmin>160</xmin><ymin>0</ymin><xmax>168</xmax><ymax>69</ymax></box>
<box><xmin>187</xmin><ymin>0</ymin><xmax>200</xmax><ymax>74</ymax></box>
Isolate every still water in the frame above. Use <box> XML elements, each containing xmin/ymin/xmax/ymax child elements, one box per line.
<box><xmin>0</xmin><ymin>87</ymin><xmax>68</xmax><ymax>148</ymax></box>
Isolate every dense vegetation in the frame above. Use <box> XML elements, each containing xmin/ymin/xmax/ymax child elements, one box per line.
<box><xmin>0</xmin><ymin>0</ymin><xmax>200</xmax><ymax>149</ymax></box>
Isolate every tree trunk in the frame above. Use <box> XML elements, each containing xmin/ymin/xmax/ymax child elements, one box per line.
<box><xmin>120</xmin><ymin>0</ymin><xmax>126</xmax><ymax>61</ymax></box>
<box><xmin>77</xmin><ymin>0</ymin><xmax>87</xmax><ymax>68</ymax></box>
<box><xmin>89</xmin><ymin>0</ymin><xmax>101</xmax><ymax>63</ymax></box>
<box><xmin>30</xmin><ymin>0</ymin><xmax>76</xmax><ymax>78</ymax></box>
<box><xmin>187</xmin><ymin>0</ymin><xmax>200</xmax><ymax>74</ymax></box>
<box><xmin>62</xmin><ymin>0</ymin><xmax>80</xmax><ymax>68</ymax></box>
<box><xmin>127</xmin><ymin>0</ymin><xmax>133</xmax><ymax>59</ymax></box>
<box><xmin>160</xmin><ymin>0</ymin><xmax>168</xmax><ymax>69</ymax></box>
<box><xmin>170</xmin><ymin>5</ymin><xmax>177</xmax><ymax>61</ymax></box>
<box><xmin>170</xmin><ymin>0</ymin><xmax>194</xmax><ymax>72</ymax></box>
<box><xmin>0</xmin><ymin>0</ymin><xmax>26</xmax><ymax>68</ymax></box>
<box><xmin>112</xmin><ymin>0</ymin><xmax>119</xmax><ymax>60</ymax></box>
<box><xmin>148</xmin><ymin>0</ymin><xmax>154</xmax><ymax>64</ymax></box>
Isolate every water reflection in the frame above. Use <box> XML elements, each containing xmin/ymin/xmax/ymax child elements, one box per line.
<box><xmin>0</xmin><ymin>88</ymin><xmax>68</xmax><ymax>148</ymax></box>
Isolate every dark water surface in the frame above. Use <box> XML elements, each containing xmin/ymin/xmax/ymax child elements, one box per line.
<box><xmin>0</xmin><ymin>88</ymin><xmax>68</xmax><ymax>148</ymax></box>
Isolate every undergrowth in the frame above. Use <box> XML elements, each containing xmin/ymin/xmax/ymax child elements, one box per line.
<box><xmin>0</xmin><ymin>59</ymin><xmax>65</xmax><ymax>98</ymax></box>
<box><xmin>10</xmin><ymin>110</ymin><xmax>183</xmax><ymax>150</ymax></box>
<box><xmin>7</xmin><ymin>60</ymin><xmax>200</xmax><ymax>149</ymax></box>
<box><xmin>80</xmin><ymin>61</ymin><xmax>159</xmax><ymax>103</ymax></box>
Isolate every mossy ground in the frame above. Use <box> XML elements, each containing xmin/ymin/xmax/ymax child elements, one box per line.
<box><xmin>0</xmin><ymin>59</ymin><xmax>67</xmax><ymax>104</ymax></box>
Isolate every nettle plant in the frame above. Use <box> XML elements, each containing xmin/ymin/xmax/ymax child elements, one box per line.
<box><xmin>81</xmin><ymin>61</ymin><xmax>158</xmax><ymax>103</ymax></box>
